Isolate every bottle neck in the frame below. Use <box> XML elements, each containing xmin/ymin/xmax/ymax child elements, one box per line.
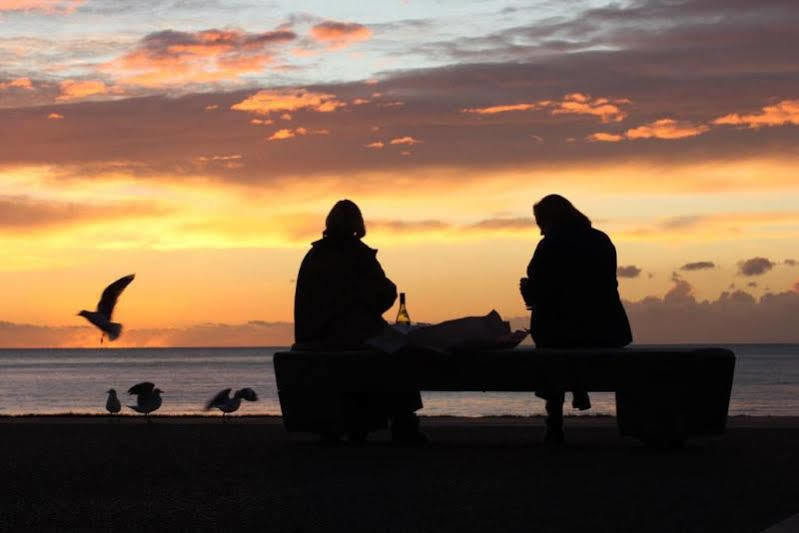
<box><xmin>399</xmin><ymin>293</ymin><xmax>406</xmax><ymax>305</ymax></box>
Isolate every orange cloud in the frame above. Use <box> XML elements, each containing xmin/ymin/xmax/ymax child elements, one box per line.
<box><xmin>196</xmin><ymin>153</ymin><xmax>243</xmax><ymax>170</ymax></box>
<box><xmin>0</xmin><ymin>77</ymin><xmax>33</xmax><ymax>90</ymax></box>
<box><xmin>365</xmin><ymin>141</ymin><xmax>384</xmax><ymax>149</ymax></box>
<box><xmin>462</xmin><ymin>103</ymin><xmax>538</xmax><ymax>114</ymax></box>
<box><xmin>587</xmin><ymin>132</ymin><xmax>623</xmax><ymax>142</ymax></box>
<box><xmin>196</xmin><ymin>154</ymin><xmax>242</xmax><ymax>161</ymax></box>
<box><xmin>204</xmin><ymin>104</ymin><xmax>219</xmax><ymax>110</ymax></box>
<box><xmin>310</xmin><ymin>21</ymin><xmax>372</xmax><ymax>49</ymax></box>
<box><xmin>389</xmin><ymin>136</ymin><xmax>422</xmax><ymax>145</ymax></box>
<box><xmin>56</xmin><ymin>79</ymin><xmax>109</xmax><ymax>101</ymax></box>
<box><xmin>268</xmin><ymin>128</ymin><xmax>295</xmax><ymax>140</ymax></box>
<box><xmin>461</xmin><ymin>94</ymin><xmax>629</xmax><ymax>122</ymax></box>
<box><xmin>265</xmin><ymin>127</ymin><xmax>327</xmax><ymax>141</ymax></box>
<box><xmin>249</xmin><ymin>118</ymin><xmax>273</xmax><ymax>125</ymax></box>
<box><xmin>551</xmin><ymin>93</ymin><xmax>628</xmax><ymax>123</ymax></box>
<box><xmin>0</xmin><ymin>0</ymin><xmax>83</xmax><ymax>12</ymax></box>
<box><xmin>47</xmin><ymin>112</ymin><xmax>63</xmax><ymax>120</ymax></box>
<box><xmin>625</xmin><ymin>118</ymin><xmax>710</xmax><ymax>140</ymax></box>
<box><xmin>103</xmin><ymin>28</ymin><xmax>296</xmax><ymax>87</ymax></box>
<box><xmin>231</xmin><ymin>88</ymin><xmax>346</xmax><ymax>116</ymax></box>
<box><xmin>0</xmin><ymin>194</ymin><xmax>167</xmax><ymax>231</ymax></box>
<box><xmin>713</xmin><ymin>99</ymin><xmax>799</xmax><ymax>129</ymax></box>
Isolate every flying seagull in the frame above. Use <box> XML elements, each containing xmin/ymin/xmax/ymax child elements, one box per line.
<box><xmin>78</xmin><ymin>274</ymin><xmax>135</xmax><ymax>343</ymax></box>
<box><xmin>105</xmin><ymin>388</ymin><xmax>121</xmax><ymax>414</ymax></box>
<box><xmin>127</xmin><ymin>381</ymin><xmax>163</xmax><ymax>419</ymax></box>
<box><xmin>206</xmin><ymin>387</ymin><xmax>258</xmax><ymax>416</ymax></box>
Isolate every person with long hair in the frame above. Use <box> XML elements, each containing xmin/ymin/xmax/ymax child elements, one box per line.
<box><xmin>294</xmin><ymin>199</ymin><xmax>425</xmax><ymax>443</ymax></box>
<box><xmin>520</xmin><ymin>194</ymin><xmax>632</xmax><ymax>445</ymax></box>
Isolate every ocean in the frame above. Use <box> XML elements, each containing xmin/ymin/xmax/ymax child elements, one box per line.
<box><xmin>1</xmin><ymin>344</ymin><xmax>797</xmax><ymax>417</ymax></box>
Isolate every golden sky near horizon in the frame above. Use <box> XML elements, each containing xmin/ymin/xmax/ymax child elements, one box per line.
<box><xmin>1</xmin><ymin>0</ymin><xmax>798</xmax><ymax>345</ymax></box>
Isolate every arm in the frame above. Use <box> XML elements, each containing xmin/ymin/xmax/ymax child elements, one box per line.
<box><xmin>356</xmin><ymin>248</ymin><xmax>397</xmax><ymax>314</ymax></box>
<box><xmin>522</xmin><ymin>239</ymin><xmax>548</xmax><ymax>307</ymax></box>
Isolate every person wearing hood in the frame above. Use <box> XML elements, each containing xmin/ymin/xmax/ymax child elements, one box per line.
<box><xmin>520</xmin><ymin>194</ymin><xmax>632</xmax><ymax>445</ymax></box>
<box><xmin>293</xmin><ymin>199</ymin><xmax>425</xmax><ymax>444</ymax></box>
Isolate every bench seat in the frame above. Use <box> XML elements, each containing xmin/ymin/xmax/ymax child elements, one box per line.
<box><xmin>273</xmin><ymin>347</ymin><xmax>736</xmax><ymax>443</ymax></box>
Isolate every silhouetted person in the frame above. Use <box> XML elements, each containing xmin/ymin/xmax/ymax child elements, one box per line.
<box><xmin>520</xmin><ymin>194</ymin><xmax>632</xmax><ymax>445</ymax></box>
<box><xmin>294</xmin><ymin>199</ymin><xmax>425</xmax><ymax>443</ymax></box>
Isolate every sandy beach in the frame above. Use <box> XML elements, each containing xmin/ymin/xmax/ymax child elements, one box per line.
<box><xmin>2</xmin><ymin>415</ymin><xmax>798</xmax><ymax>532</ymax></box>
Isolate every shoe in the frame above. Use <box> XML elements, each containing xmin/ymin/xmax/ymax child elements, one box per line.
<box><xmin>572</xmin><ymin>391</ymin><xmax>591</xmax><ymax>411</ymax></box>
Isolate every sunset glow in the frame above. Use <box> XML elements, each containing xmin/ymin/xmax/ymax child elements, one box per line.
<box><xmin>1</xmin><ymin>0</ymin><xmax>798</xmax><ymax>346</ymax></box>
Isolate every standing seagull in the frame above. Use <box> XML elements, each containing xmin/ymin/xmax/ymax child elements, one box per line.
<box><xmin>127</xmin><ymin>382</ymin><xmax>163</xmax><ymax>419</ymax></box>
<box><xmin>105</xmin><ymin>388</ymin><xmax>121</xmax><ymax>414</ymax></box>
<box><xmin>78</xmin><ymin>274</ymin><xmax>135</xmax><ymax>343</ymax></box>
<box><xmin>206</xmin><ymin>388</ymin><xmax>258</xmax><ymax>416</ymax></box>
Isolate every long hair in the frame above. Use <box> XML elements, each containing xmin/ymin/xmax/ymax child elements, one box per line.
<box><xmin>533</xmin><ymin>194</ymin><xmax>591</xmax><ymax>232</ymax></box>
<box><xmin>324</xmin><ymin>199</ymin><xmax>366</xmax><ymax>239</ymax></box>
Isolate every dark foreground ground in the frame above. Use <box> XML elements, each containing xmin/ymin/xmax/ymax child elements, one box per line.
<box><xmin>1</xmin><ymin>416</ymin><xmax>798</xmax><ymax>532</ymax></box>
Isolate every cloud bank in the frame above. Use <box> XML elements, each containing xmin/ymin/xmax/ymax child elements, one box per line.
<box><xmin>623</xmin><ymin>279</ymin><xmax>799</xmax><ymax>344</ymax></box>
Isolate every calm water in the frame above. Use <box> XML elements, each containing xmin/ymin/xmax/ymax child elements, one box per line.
<box><xmin>0</xmin><ymin>344</ymin><xmax>797</xmax><ymax>416</ymax></box>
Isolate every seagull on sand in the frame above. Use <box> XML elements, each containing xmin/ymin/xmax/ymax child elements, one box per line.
<box><xmin>206</xmin><ymin>388</ymin><xmax>258</xmax><ymax>416</ymax></box>
<box><xmin>78</xmin><ymin>274</ymin><xmax>135</xmax><ymax>343</ymax></box>
<box><xmin>105</xmin><ymin>388</ymin><xmax>121</xmax><ymax>414</ymax></box>
<box><xmin>127</xmin><ymin>382</ymin><xmax>163</xmax><ymax>419</ymax></box>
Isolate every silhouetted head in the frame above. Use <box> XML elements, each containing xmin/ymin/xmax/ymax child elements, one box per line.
<box><xmin>153</xmin><ymin>388</ymin><xmax>163</xmax><ymax>395</ymax></box>
<box><xmin>107</xmin><ymin>388</ymin><xmax>116</xmax><ymax>394</ymax></box>
<box><xmin>533</xmin><ymin>194</ymin><xmax>591</xmax><ymax>235</ymax></box>
<box><xmin>324</xmin><ymin>199</ymin><xmax>366</xmax><ymax>239</ymax></box>
<box><xmin>77</xmin><ymin>310</ymin><xmax>89</xmax><ymax>317</ymax></box>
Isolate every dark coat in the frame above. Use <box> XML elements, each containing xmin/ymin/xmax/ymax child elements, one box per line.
<box><xmin>521</xmin><ymin>226</ymin><xmax>632</xmax><ymax>348</ymax></box>
<box><xmin>294</xmin><ymin>236</ymin><xmax>397</xmax><ymax>349</ymax></box>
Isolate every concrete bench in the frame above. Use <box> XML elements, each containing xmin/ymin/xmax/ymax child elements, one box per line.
<box><xmin>274</xmin><ymin>347</ymin><xmax>736</xmax><ymax>444</ymax></box>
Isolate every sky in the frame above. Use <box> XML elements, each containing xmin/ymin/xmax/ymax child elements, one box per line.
<box><xmin>1</xmin><ymin>0</ymin><xmax>798</xmax><ymax>347</ymax></box>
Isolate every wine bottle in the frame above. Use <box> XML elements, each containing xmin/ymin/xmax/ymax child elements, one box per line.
<box><xmin>395</xmin><ymin>292</ymin><xmax>411</xmax><ymax>325</ymax></box>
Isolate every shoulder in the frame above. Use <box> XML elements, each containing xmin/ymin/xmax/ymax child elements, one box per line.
<box><xmin>355</xmin><ymin>240</ymin><xmax>378</xmax><ymax>258</ymax></box>
<box><xmin>531</xmin><ymin>237</ymin><xmax>552</xmax><ymax>258</ymax></box>
<box><xmin>300</xmin><ymin>239</ymin><xmax>330</xmax><ymax>265</ymax></box>
<box><xmin>590</xmin><ymin>228</ymin><xmax>613</xmax><ymax>245</ymax></box>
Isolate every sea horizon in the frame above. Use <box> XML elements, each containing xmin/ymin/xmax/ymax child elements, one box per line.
<box><xmin>2</xmin><ymin>343</ymin><xmax>796</xmax><ymax>418</ymax></box>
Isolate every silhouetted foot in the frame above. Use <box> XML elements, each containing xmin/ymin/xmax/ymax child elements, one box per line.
<box><xmin>572</xmin><ymin>391</ymin><xmax>591</xmax><ymax>411</ymax></box>
<box><xmin>543</xmin><ymin>427</ymin><xmax>565</xmax><ymax>448</ymax></box>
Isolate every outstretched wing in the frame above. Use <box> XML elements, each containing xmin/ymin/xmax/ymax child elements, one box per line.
<box><xmin>97</xmin><ymin>274</ymin><xmax>135</xmax><ymax>320</ymax></box>
<box><xmin>206</xmin><ymin>388</ymin><xmax>232</xmax><ymax>410</ymax></box>
<box><xmin>128</xmin><ymin>381</ymin><xmax>154</xmax><ymax>396</ymax></box>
